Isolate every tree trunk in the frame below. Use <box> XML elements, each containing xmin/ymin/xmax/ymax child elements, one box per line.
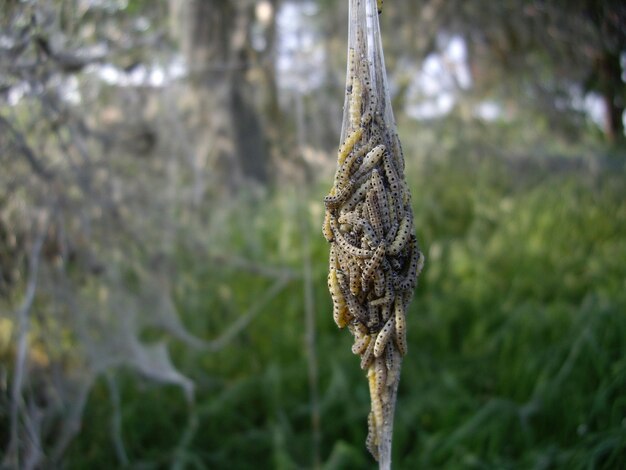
<box><xmin>174</xmin><ymin>0</ymin><xmax>270</xmax><ymax>199</ymax></box>
<box><xmin>598</xmin><ymin>51</ymin><xmax>624</xmax><ymax>145</ymax></box>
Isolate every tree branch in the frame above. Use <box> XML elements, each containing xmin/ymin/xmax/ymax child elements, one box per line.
<box><xmin>4</xmin><ymin>217</ymin><xmax>48</xmax><ymax>469</ymax></box>
<box><xmin>0</xmin><ymin>115</ymin><xmax>54</xmax><ymax>180</ymax></box>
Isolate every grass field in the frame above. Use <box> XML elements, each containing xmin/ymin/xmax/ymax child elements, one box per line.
<box><xmin>62</xmin><ymin>125</ymin><xmax>626</xmax><ymax>469</ymax></box>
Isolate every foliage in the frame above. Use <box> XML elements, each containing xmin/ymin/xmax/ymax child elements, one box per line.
<box><xmin>62</xmin><ymin>131</ymin><xmax>626</xmax><ymax>468</ymax></box>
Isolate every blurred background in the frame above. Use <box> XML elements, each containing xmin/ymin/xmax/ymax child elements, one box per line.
<box><xmin>1</xmin><ymin>0</ymin><xmax>625</xmax><ymax>468</ymax></box>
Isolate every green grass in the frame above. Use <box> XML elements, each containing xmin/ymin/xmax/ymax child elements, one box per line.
<box><xmin>65</xmin><ymin>146</ymin><xmax>626</xmax><ymax>469</ymax></box>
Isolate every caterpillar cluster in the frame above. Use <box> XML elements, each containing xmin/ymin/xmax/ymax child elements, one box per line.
<box><xmin>323</xmin><ymin>42</ymin><xmax>424</xmax><ymax>461</ymax></box>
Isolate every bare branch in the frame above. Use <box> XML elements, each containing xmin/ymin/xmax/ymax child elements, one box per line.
<box><xmin>0</xmin><ymin>115</ymin><xmax>54</xmax><ymax>180</ymax></box>
<box><xmin>208</xmin><ymin>253</ymin><xmax>299</xmax><ymax>281</ymax></box>
<box><xmin>105</xmin><ymin>373</ymin><xmax>129</xmax><ymax>467</ymax></box>
<box><xmin>207</xmin><ymin>277</ymin><xmax>290</xmax><ymax>352</ymax></box>
<box><xmin>35</xmin><ymin>36</ymin><xmax>106</xmax><ymax>73</ymax></box>
<box><xmin>4</xmin><ymin>216</ymin><xmax>48</xmax><ymax>469</ymax></box>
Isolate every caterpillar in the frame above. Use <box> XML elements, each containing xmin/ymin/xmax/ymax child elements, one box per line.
<box><xmin>374</xmin><ymin>315</ymin><xmax>395</xmax><ymax>357</ymax></box>
<box><xmin>338</xmin><ymin>128</ymin><xmax>363</xmax><ymax>165</ymax></box>
<box><xmin>323</xmin><ymin>0</ymin><xmax>424</xmax><ymax>462</ymax></box>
